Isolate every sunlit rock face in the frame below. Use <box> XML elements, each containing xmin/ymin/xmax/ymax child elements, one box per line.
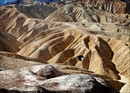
<box><xmin>16</xmin><ymin>26</ymin><xmax>129</xmax><ymax>80</ymax></box>
<box><xmin>0</xmin><ymin>0</ymin><xmax>129</xmax><ymax>92</ymax></box>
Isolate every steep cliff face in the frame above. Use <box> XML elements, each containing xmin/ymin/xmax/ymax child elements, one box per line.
<box><xmin>0</xmin><ymin>1</ymin><xmax>129</xmax><ymax>92</ymax></box>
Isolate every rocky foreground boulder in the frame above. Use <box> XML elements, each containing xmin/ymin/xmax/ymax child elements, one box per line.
<box><xmin>0</xmin><ymin>64</ymin><xmax>118</xmax><ymax>93</ymax></box>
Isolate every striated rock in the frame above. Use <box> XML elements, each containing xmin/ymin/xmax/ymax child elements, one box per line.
<box><xmin>45</xmin><ymin>3</ymin><xmax>129</xmax><ymax>35</ymax></box>
<box><xmin>0</xmin><ymin>54</ymin><xmax>42</xmax><ymax>71</ymax></box>
<box><xmin>16</xmin><ymin>26</ymin><xmax>130</xmax><ymax>80</ymax></box>
<box><xmin>0</xmin><ymin>1</ymin><xmax>129</xmax><ymax>93</ymax></box>
<box><xmin>0</xmin><ymin>6</ymin><xmax>28</xmax><ymax>38</ymax></box>
<box><xmin>15</xmin><ymin>5</ymin><xmax>57</xmax><ymax>19</ymax></box>
<box><xmin>0</xmin><ymin>5</ymin><xmax>55</xmax><ymax>38</ymax></box>
<box><xmin>46</xmin><ymin>3</ymin><xmax>128</xmax><ymax>23</ymax></box>
<box><xmin>83</xmin><ymin>0</ymin><xmax>127</xmax><ymax>14</ymax></box>
<box><xmin>119</xmin><ymin>75</ymin><xmax>130</xmax><ymax>93</ymax></box>
<box><xmin>0</xmin><ymin>30</ymin><xmax>21</xmax><ymax>53</ymax></box>
<box><xmin>120</xmin><ymin>81</ymin><xmax>130</xmax><ymax>93</ymax></box>
<box><xmin>0</xmin><ymin>4</ymin><xmax>129</xmax><ymax>38</ymax></box>
<box><xmin>0</xmin><ymin>5</ymin><xmax>129</xmax><ymax>81</ymax></box>
<box><xmin>108</xmin><ymin>38</ymin><xmax>130</xmax><ymax>78</ymax></box>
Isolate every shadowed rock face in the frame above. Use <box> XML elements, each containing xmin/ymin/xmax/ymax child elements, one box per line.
<box><xmin>0</xmin><ymin>30</ymin><xmax>21</xmax><ymax>53</ymax></box>
<box><xmin>0</xmin><ymin>1</ymin><xmax>129</xmax><ymax>93</ymax></box>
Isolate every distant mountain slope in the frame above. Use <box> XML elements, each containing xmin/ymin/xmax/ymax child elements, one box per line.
<box><xmin>16</xmin><ymin>5</ymin><xmax>57</xmax><ymax>19</ymax></box>
<box><xmin>0</xmin><ymin>30</ymin><xmax>21</xmax><ymax>53</ymax></box>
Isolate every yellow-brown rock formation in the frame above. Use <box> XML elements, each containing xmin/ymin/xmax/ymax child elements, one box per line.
<box><xmin>0</xmin><ymin>1</ymin><xmax>129</xmax><ymax>92</ymax></box>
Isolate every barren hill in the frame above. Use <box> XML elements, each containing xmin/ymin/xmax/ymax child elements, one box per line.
<box><xmin>0</xmin><ymin>1</ymin><xmax>129</xmax><ymax>93</ymax></box>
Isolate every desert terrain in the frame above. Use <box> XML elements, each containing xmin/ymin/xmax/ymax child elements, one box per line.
<box><xmin>0</xmin><ymin>0</ymin><xmax>130</xmax><ymax>93</ymax></box>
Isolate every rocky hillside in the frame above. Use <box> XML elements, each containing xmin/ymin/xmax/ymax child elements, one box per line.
<box><xmin>0</xmin><ymin>0</ymin><xmax>129</xmax><ymax>93</ymax></box>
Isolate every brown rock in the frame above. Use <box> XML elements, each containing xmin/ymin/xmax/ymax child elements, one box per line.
<box><xmin>0</xmin><ymin>2</ymin><xmax>129</xmax><ymax>93</ymax></box>
<box><xmin>0</xmin><ymin>30</ymin><xmax>20</xmax><ymax>53</ymax></box>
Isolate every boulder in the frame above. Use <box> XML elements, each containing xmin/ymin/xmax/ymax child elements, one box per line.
<box><xmin>0</xmin><ymin>67</ymin><xmax>118</xmax><ymax>93</ymax></box>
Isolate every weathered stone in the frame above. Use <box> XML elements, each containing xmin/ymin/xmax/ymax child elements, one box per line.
<box><xmin>0</xmin><ymin>68</ymin><xmax>119</xmax><ymax>93</ymax></box>
<box><xmin>40</xmin><ymin>74</ymin><xmax>119</xmax><ymax>93</ymax></box>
